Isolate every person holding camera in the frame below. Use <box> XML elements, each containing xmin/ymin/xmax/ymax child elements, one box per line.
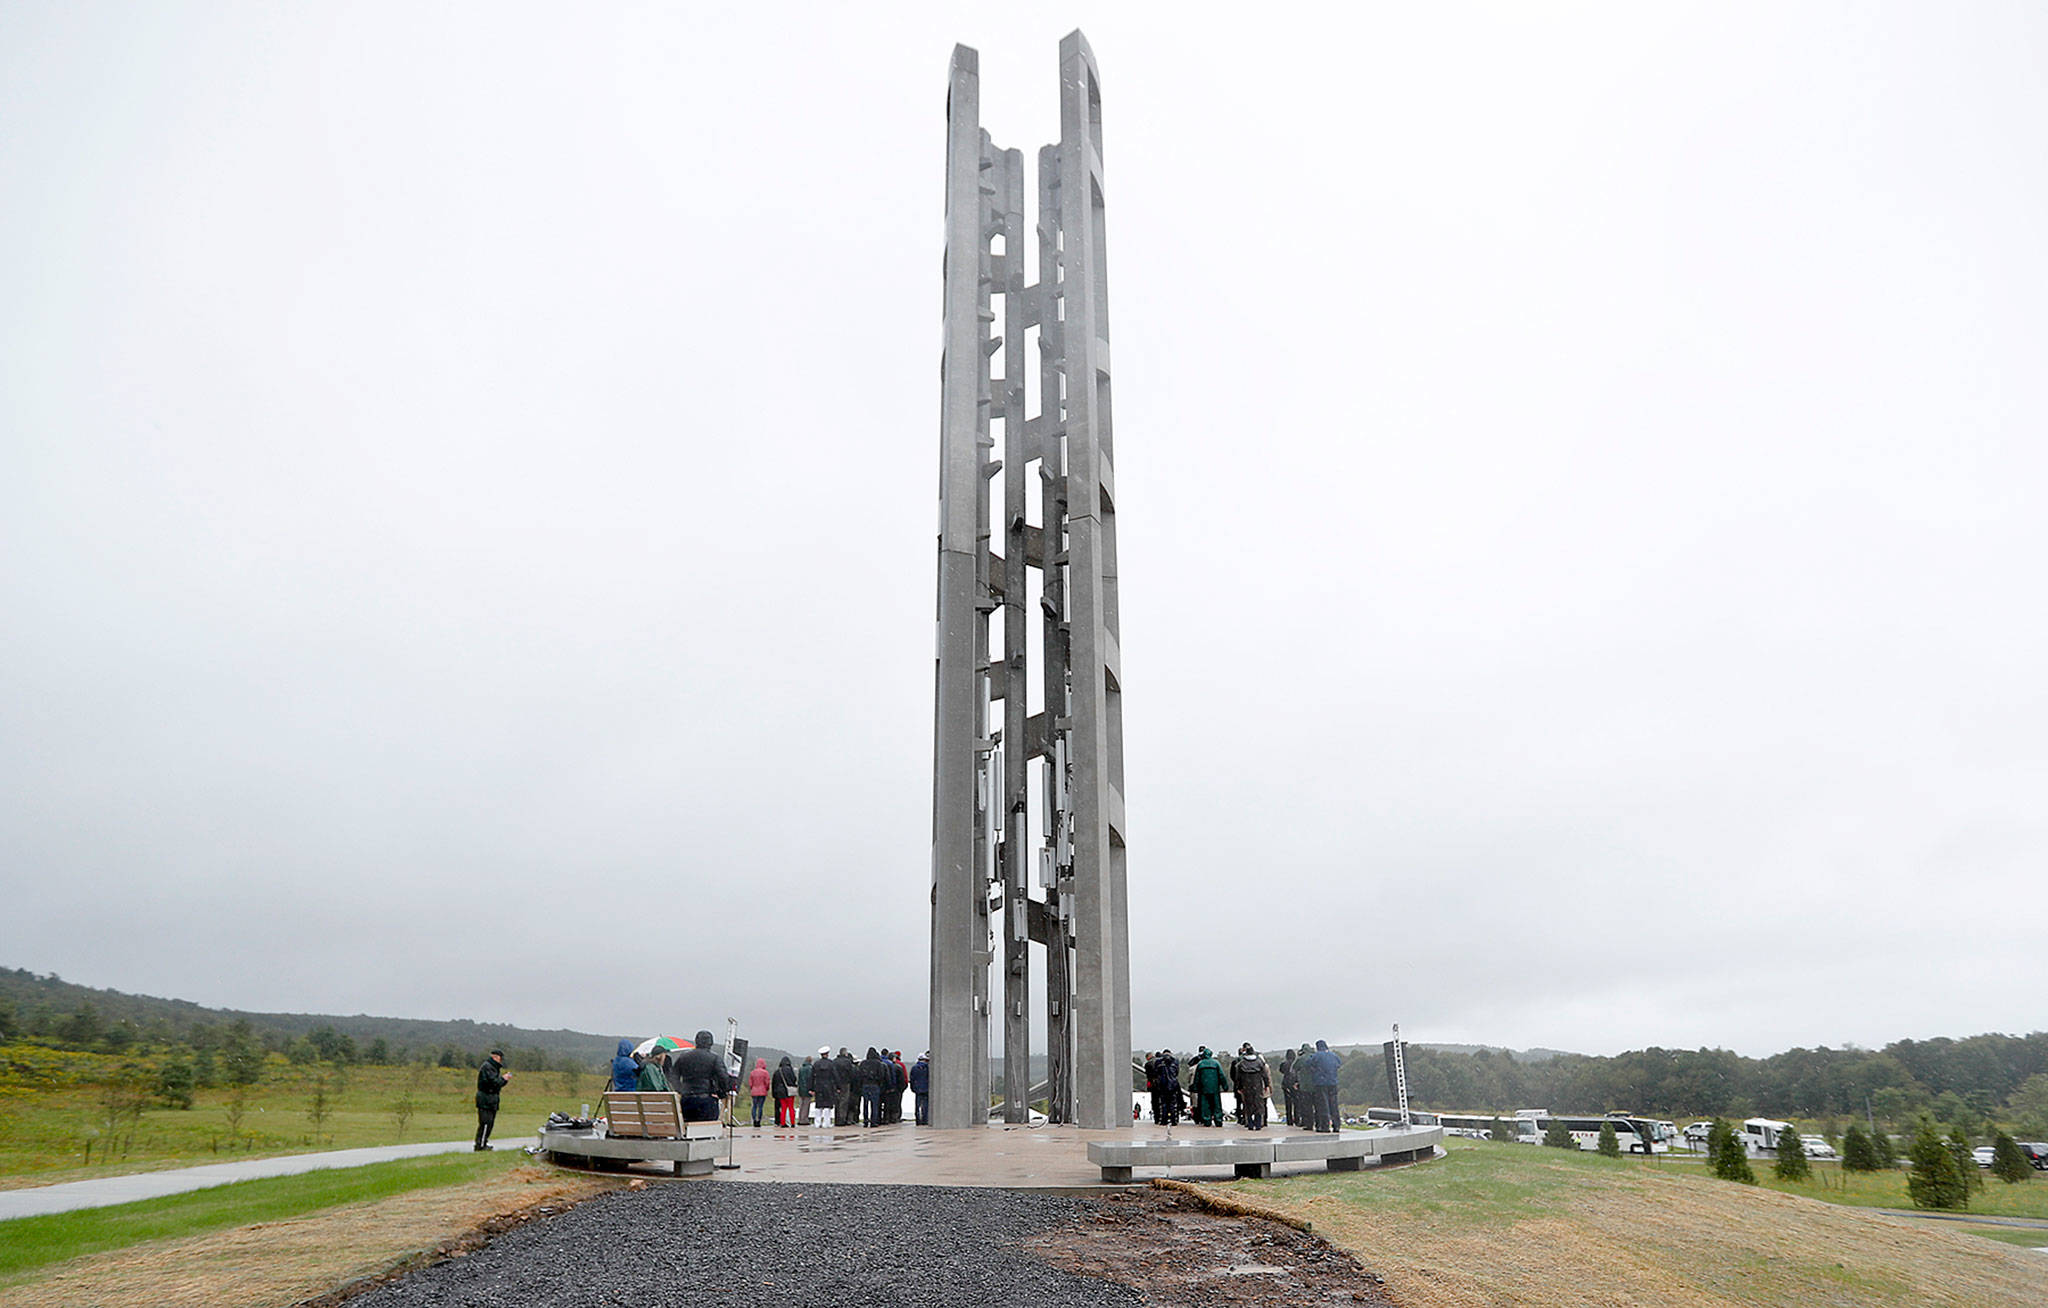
<box><xmin>474</xmin><ymin>1049</ymin><xmax>511</xmax><ymax>1151</ymax></box>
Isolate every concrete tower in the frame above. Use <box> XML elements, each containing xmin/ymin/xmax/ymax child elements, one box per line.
<box><xmin>930</xmin><ymin>31</ymin><xmax>1130</xmax><ymax>1131</ymax></box>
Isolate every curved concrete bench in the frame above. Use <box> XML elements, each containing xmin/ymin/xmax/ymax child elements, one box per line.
<box><xmin>1086</xmin><ymin>1125</ymin><xmax>1442</xmax><ymax>1182</ymax></box>
<box><xmin>540</xmin><ymin>1119</ymin><xmax>727</xmax><ymax>1177</ymax></box>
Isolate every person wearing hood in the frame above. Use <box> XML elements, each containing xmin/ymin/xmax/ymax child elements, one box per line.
<box><xmin>1144</xmin><ymin>1050</ymin><xmax>1176</xmax><ymax>1126</ymax></box>
<box><xmin>1231</xmin><ymin>1044</ymin><xmax>1271</xmax><ymax>1131</ymax></box>
<box><xmin>808</xmin><ymin>1046</ymin><xmax>839</xmax><ymax>1128</ymax></box>
<box><xmin>771</xmin><ymin>1055</ymin><xmax>798</xmax><ymax>1127</ymax></box>
<box><xmin>909</xmin><ymin>1052</ymin><xmax>931</xmax><ymax>1125</ymax></box>
<box><xmin>746</xmin><ymin>1057</ymin><xmax>772</xmax><ymax>1127</ymax></box>
<box><xmin>1188</xmin><ymin>1047</ymin><xmax>1228</xmax><ymax>1127</ymax></box>
<box><xmin>1278</xmin><ymin>1049</ymin><xmax>1299</xmax><ymax>1127</ymax></box>
<box><xmin>835</xmin><ymin>1048</ymin><xmax>859</xmax><ymax>1126</ymax></box>
<box><xmin>858</xmin><ymin>1047</ymin><xmax>888</xmax><ymax>1127</ymax></box>
<box><xmin>1307</xmin><ymin>1039</ymin><xmax>1343</xmax><ymax>1133</ymax></box>
<box><xmin>474</xmin><ymin>1050</ymin><xmax>510</xmax><ymax>1151</ymax></box>
<box><xmin>669</xmin><ymin>1029</ymin><xmax>732</xmax><ymax>1122</ymax></box>
<box><xmin>796</xmin><ymin>1055</ymin><xmax>814</xmax><ymax>1124</ymax></box>
<box><xmin>610</xmin><ymin>1039</ymin><xmax>640</xmax><ymax>1094</ymax></box>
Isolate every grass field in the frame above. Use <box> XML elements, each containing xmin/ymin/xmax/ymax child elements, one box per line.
<box><xmin>0</xmin><ymin>1151</ymin><xmax>523</xmax><ymax>1284</ymax></box>
<box><xmin>1232</xmin><ymin>1139</ymin><xmax>2047</xmax><ymax>1308</ymax></box>
<box><xmin>0</xmin><ymin>1050</ymin><xmax>609</xmax><ymax>1188</ymax></box>
<box><xmin>1743</xmin><ymin>1156</ymin><xmax>2048</xmax><ymax>1219</ymax></box>
<box><xmin>0</xmin><ymin>1161</ymin><xmax>616</xmax><ymax>1308</ymax></box>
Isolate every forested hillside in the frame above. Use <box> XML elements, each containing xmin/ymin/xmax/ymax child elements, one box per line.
<box><xmin>0</xmin><ymin>968</ymin><xmax>621</xmax><ymax>1070</ymax></box>
<box><xmin>1336</xmin><ymin>1034</ymin><xmax>2048</xmax><ymax>1135</ymax></box>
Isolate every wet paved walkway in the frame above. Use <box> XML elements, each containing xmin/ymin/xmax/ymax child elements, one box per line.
<box><xmin>549</xmin><ymin>1119</ymin><xmax>1425</xmax><ymax>1188</ymax></box>
<box><xmin>0</xmin><ymin>1140</ymin><xmax>476</xmax><ymax>1220</ymax></box>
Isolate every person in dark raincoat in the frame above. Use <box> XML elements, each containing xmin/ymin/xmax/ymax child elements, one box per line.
<box><xmin>1231</xmin><ymin>1044</ymin><xmax>1271</xmax><ymax>1131</ymax></box>
<box><xmin>1306</xmin><ymin>1039</ymin><xmax>1343</xmax><ymax>1133</ymax></box>
<box><xmin>1278</xmin><ymin>1050</ymin><xmax>1298</xmax><ymax>1126</ymax></box>
<box><xmin>1188</xmin><ymin>1047</ymin><xmax>1227</xmax><ymax>1127</ymax></box>
<box><xmin>808</xmin><ymin>1046</ymin><xmax>839</xmax><ymax>1127</ymax></box>
<box><xmin>835</xmin><ymin>1048</ymin><xmax>859</xmax><ymax>1125</ymax></box>
<box><xmin>858</xmin><ymin>1047</ymin><xmax>887</xmax><ymax>1127</ymax></box>
<box><xmin>669</xmin><ymin>1029</ymin><xmax>732</xmax><ymax>1122</ymax></box>
<box><xmin>474</xmin><ymin>1050</ymin><xmax>510</xmax><ymax>1150</ymax></box>
<box><xmin>910</xmin><ymin>1052</ymin><xmax>931</xmax><ymax>1125</ymax></box>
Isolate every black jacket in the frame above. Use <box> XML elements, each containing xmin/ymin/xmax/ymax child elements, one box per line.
<box><xmin>811</xmin><ymin>1056</ymin><xmax>840</xmax><ymax>1100</ymax></box>
<box><xmin>859</xmin><ymin>1052</ymin><xmax>889</xmax><ymax>1089</ymax></box>
<box><xmin>670</xmin><ymin>1045</ymin><xmax>732</xmax><ymax>1098</ymax></box>
<box><xmin>475</xmin><ymin>1058</ymin><xmax>508</xmax><ymax>1110</ymax></box>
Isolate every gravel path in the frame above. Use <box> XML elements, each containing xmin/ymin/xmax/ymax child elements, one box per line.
<box><xmin>347</xmin><ymin>1182</ymin><xmax>1143</xmax><ymax>1308</ymax></box>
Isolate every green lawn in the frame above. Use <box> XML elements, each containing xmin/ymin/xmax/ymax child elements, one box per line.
<box><xmin>0</xmin><ymin>1049</ymin><xmax>607</xmax><ymax>1188</ymax></box>
<box><xmin>0</xmin><ymin>1150</ymin><xmax>523</xmax><ymax>1284</ymax></box>
<box><xmin>1722</xmin><ymin>1158</ymin><xmax>2048</xmax><ymax>1221</ymax></box>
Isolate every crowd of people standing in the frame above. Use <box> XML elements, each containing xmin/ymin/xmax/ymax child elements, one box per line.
<box><xmin>1144</xmin><ymin>1039</ymin><xmax>1345</xmax><ymax>1132</ymax></box>
<box><xmin>609</xmin><ymin>1037</ymin><xmax>932</xmax><ymax>1130</ymax></box>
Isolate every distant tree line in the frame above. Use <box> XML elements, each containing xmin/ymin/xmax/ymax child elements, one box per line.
<box><xmin>1337</xmin><ymin>1033</ymin><xmax>2048</xmax><ymax>1135</ymax></box>
<box><xmin>0</xmin><ymin>968</ymin><xmax>610</xmax><ymax>1073</ymax></box>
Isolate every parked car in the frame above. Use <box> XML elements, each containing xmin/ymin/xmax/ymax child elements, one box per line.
<box><xmin>2021</xmin><ymin>1142</ymin><xmax>2048</xmax><ymax>1170</ymax></box>
<box><xmin>1799</xmin><ymin>1134</ymin><xmax>1837</xmax><ymax>1160</ymax></box>
<box><xmin>1972</xmin><ymin>1145</ymin><xmax>1997</xmax><ymax>1168</ymax></box>
<box><xmin>1683</xmin><ymin>1122</ymin><xmax>1714</xmax><ymax>1149</ymax></box>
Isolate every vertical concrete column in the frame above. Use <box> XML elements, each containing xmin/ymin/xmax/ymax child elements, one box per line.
<box><xmin>996</xmin><ymin>140</ymin><xmax>1032</xmax><ymax>1125</ymax></box>
<box><xmin>930</xmin><ymin>45</ymin><xmax>990</xmax><ymax>1131</ymax></box>
<box><xmin>1035</xmin><ymin>140</ymin><xmax>1075</xmax><ymax>1127</ymax></box>
<box><xmin>1054</xmin><ymin>30</ymin><xmax>1131</xmax><ymax>1131</ymax></box>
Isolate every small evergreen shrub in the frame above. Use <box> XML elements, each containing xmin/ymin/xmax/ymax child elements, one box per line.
<box><xmin>1990</xmin><ymin>1132</ymin><xmax>2033</xmax><ymax>1185</ymax></box>
<box><xmin>1773</xmin><ymin>1125</ymin><xmax>1810</xmax><ymax>1181</ymax></box>
<box><xmin>1907</xmin><ymin>1118</ymin><xmax>1970</xmax><ymax>1210</ymax></box>
<box><xmin>1597</xmin><ymin>1122</ymin><xmax>1622</xmax><ymax>1157</ymax></box>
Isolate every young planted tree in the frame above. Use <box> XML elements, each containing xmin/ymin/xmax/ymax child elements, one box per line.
<box><xmin>1871</xmin><ymin>1124</ymin><xmax>1897</xmax><ymax>1169</ymax></box>
<box><xmin>1709</xmin><ymin>1119</ymin><xmax>1756</xmax><ymax>1183</ymax></box>
<box><xmin>152</xmin><ymin>1054</ymin><xmax>197</xmax><ymax>1110</ymax></box>
<box><xmin>1990</xmin><ymin>1132</ymin><xmax>2033</xmax><ymax>1185</ymax></box>
<box><xmin>1542</xmin><ymin>1118</ymin><xmax>1576</xmax><ymax>1149</ymax></box>
<box><xmin>1773</xmin><ymin>1125</ymin><xmax>1811</xmax><ymax>1180</ymax></box>
<box><xmin>1597</xmin><ymin>1121</ymin><xmax>1622</xmax><ymax>1157</ymax></box>
<box><xmin>1907</xmin><ymin>1118</ymin><xmax>1970</xmax><ymax>1210</ymax></box>
<box><xmin>1840</xmin><ymin>1122</ymin><xmax>1881</xmax><ymax>1172</ymax></box>
<box><xmin>306</xmin><ymin>1076</ymin><xmax>333</xmax><ymax>1145</ymax></box>
<box><xmin>1488</xmin><ymin>1116</ymin><xmax>1515</xmax><ymax>1143</ymax></box>
<box><xmin>222</xmin><ymin>1020</ymin><xmax>263</xmax><ymax>1087</ymax></box>
<box><xmin>224</xmin><ymin>1084</ymin><xmax>249</xmax><ymax>1145</ymax></box>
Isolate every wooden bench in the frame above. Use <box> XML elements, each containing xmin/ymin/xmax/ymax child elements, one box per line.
<box><xmin>1085</xmin><ymin>1125</ymin><xmax>1443</xmax><ymax>1182</ymax></box>
<box><xmin>540</xmin><ymin>1093</ymin><xmax>727</xmax><ymax>1177</ymax></box>
<box><xmin>602</xmin><ymin>1091</ymin><xmax>685</xmax><ymax>1139</ymax></box>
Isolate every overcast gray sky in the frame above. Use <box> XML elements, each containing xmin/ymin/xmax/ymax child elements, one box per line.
<box><xmin>4</xmin><ymin>3</ymin><xmax>2044</xmax><ymax>1061</ymax></box>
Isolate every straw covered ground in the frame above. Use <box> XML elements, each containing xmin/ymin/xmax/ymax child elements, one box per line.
<box><xmin>1228</xmin><ymin>1139</ymin><xmax>2046</xmax><ymax>1308</ymax></box>
<box><xmin>0</xmin><ymin>1163</ymin><xmax>617</xmax><ymax>1308</ymax></box>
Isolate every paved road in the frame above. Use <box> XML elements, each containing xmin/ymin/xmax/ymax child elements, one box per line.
<box><xmin>0</xmin><ymin>1140</ymin><xmax>480</xmax><ymax>1220</ymax></box>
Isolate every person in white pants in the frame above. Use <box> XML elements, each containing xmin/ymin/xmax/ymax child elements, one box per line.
<box><xmin>809</xmin><ymin>1045</ymin><xmax>837</xmax><ymax>1127</ymax></box>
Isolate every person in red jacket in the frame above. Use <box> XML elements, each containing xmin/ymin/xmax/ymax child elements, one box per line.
<box><xmin>770</xmin><ymin>1055</ymin><xmax>798</xmax><ymax>1127</ymax></box>
<box><xmin>747</xmin><ymin>1057</ymin><xmax>772</xmax><ymax>1127</ymax></box>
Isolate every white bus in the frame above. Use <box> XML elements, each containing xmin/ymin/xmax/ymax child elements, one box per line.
<box><xmin>1373</xmin><ymin>1108</ymin><xmax>1669</xmax><ymax>1152</ymax></box>
<box><xmin>1512</xmin><ymin>1111</ymin><xmax>1669</xmax><ymax>1153</ymax></box>
<box><xmin>1738</xmin><ymin>1118</ymin><xmax>1795</xmax><ymax>1156</ymax></box>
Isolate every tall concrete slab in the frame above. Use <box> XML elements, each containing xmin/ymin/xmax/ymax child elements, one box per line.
<box><xmin>931</xmin><ymin>31</ymin><xmax>1130</xmax><ymax>1130</ymax></box>
<box><xmin>930</xmin><ymin>44</ymin><xmax>992</xmax><ymax>1131</ymax></box>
